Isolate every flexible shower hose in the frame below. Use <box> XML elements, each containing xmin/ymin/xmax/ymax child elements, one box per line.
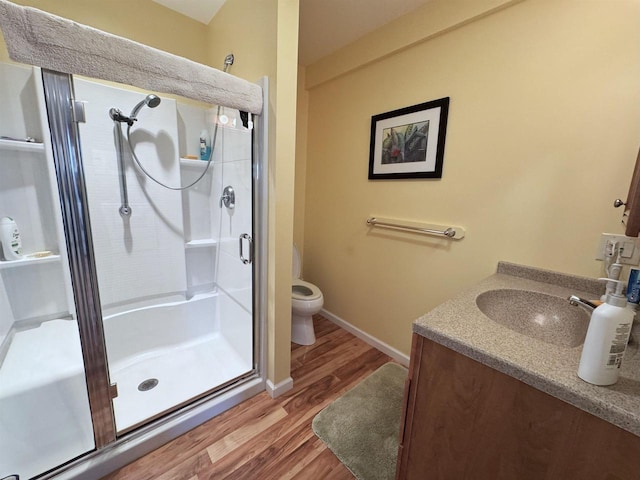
<box><xmin>123</xmin><ymin>111</ymin><xmax>221</xmax><ymax>191</ymax></box>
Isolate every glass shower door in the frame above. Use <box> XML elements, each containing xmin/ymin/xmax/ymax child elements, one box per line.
<box><xmin>72</xmin><ymin>76</ymin><xmax>255</xmax><ymax>433</ymax></box>
<box><xmin>0</xmin><ymin>62</ymin><xmax>95</xmax><ymax>479</ymax></box>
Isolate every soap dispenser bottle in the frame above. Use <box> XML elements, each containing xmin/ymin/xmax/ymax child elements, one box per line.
<box><xmin>0</xmin><ymin>216</ymin><xmax>23</xmax><ymax>261</ymax></box>
<box><xmin>578</xmin><ymin>278</ymin><xmax>634</xmax><ymax>385</ymax></box>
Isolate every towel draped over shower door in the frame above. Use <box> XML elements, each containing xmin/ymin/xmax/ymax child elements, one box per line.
<box><xmin>0</xmin><ymin>0</ymin><xmax>263</xmax><ymax>114</ymax></box>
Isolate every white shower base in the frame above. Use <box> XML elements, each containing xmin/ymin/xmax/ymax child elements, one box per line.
<box><xmin>111</xmin><ymin>331</ymin><xmax>249</xmax><ymax>431</ymax></box>
<box><xmin>104</xmin><ymin>292</ymin><xmax>254</xmax><ymax>432</ymax></box>
<box><xmin>0</xmin><ymin>319</ymin><xmax>94</xmax><ymax>480</ymax></box>
<box><xmin>0</xmin><ymin>291</ymin><xmax>254</xmax><ymax>479</ymax></box>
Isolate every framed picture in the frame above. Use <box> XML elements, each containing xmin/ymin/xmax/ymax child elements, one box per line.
<box><xmin>368</xmin><ymin>97</ymin><xmax>449</xmax><ymax>180</ymax></box>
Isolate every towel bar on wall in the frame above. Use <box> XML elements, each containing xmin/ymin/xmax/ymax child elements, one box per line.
<box><xmin>366</xmin><ymin>217</ymin><xmax>465</xmax><ymax>240</ymax></box>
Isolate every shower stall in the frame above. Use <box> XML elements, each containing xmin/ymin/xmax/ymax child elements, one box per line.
<box><xmin>0</xmin><ymin>58</ymin><xmax>267</xmax><ymax>479</ymax></box>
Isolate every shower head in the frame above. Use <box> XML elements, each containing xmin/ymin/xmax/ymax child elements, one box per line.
<box><xmin>130</xmin><ymin>94</ymin><xmax>161</xmax><ymax>120</ymax></box>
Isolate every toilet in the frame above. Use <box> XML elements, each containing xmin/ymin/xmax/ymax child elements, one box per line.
<box><xmin>291</xmin><ymin>245</ymin><xmax>323</xmax><ymax>345</ymax></box>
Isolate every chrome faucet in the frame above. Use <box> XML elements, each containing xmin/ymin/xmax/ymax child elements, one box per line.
<box><xmin>569</xmin><ymin>295</ymin><xmax>640</xmax><ymax>347</ymax></box>
<box><xmin>568</xmin><ymin>295</ymin><xmax>598</xmax><ymax>312</ymax></box>
<box><xmin>219</xmin><ymin>185</ymin><xmax>235</xmax><ymax>209</ymax></box>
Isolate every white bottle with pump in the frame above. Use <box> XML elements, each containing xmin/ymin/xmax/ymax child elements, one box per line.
<box><xmin>578</xmin><ymin>278</ymin><xmax>634</xmax><ymax>385</ymax></box>
<box><xmin>0</xmin><ymin>216</ymin><xmax>23</xmax><ymax>261</ymax></box>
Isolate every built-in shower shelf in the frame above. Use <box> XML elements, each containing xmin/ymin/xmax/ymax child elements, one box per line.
<box><xmin>180</xmin><ymin>158</ymin><xmax>213</xmax><ymax>169</ymax></box>
<box><xmin>185</xmin><ymin>239</ymin><xmax>218</xmax><ymax>249</ymax></box>
<box><xmin>0</xmin><ymin>138</ymin><xmax>45</xmax><ymax>153</ymax></box>
<box><xmin>0</xmin><ymin>254</ymin><xmax>60</xmax><ymax>269</ymax></box>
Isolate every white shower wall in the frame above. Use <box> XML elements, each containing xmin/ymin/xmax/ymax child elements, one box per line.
<box><xmin>72</xmin><ymin>78</ymin><xmax>253</xmax><ymax>322</ymax></box>
<box><xmin>176</xmin><ymin>102</ymin><xmax>253</xmax><ymax>313</ymax></box>
<box><xmin>0</xmin><ymin>63</ymin><xmax>74</xmax><ymax>343</ymax></box>
<box><xmin>74</xmin><ymin>80</ymin><xmax>188</xmax><ymax>310</ymax></box>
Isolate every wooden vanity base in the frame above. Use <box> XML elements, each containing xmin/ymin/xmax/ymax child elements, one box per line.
<box><xmin>396</xmin><ymin>334</ymin><xmax>640</xmax><ymax>480</ymax></box>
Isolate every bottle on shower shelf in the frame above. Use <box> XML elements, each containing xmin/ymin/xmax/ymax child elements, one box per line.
<box><xmin>199</xmin><ymin>129</ymin><xmax>211</xmax><ymax>161</ymax></box>
<box><xmin>0</xmin><ymin>216</ymin><xmax>23</xmax><ymax>261</ymax></box>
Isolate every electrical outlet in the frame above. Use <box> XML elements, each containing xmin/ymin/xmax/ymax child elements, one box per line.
<box><xmin>596</xmin><ymin>233</ymin><xmax>640</xmax><ymax>265</ymax></box>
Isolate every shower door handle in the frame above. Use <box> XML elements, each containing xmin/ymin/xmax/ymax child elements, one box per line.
<box><xmin>239</xmin><ymin>233</ymin><xmax>253</xmax><ymax>265</ymax></box>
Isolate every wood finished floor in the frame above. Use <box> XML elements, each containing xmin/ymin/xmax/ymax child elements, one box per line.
<box><xmin>103</xmin><ymin>314</ymin><xmax>393</xmax><ymax>480</ymax></box>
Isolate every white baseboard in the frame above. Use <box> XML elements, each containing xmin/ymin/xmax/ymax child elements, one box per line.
<box><xmin>266</xmin><ymin>376</ymin><xmax>294</xmax><ymax>398</ymax></box>
<box><xmin>320</xmin><ymin>309</ymin><xmax>410</xmax><ymax>367</ymax></box>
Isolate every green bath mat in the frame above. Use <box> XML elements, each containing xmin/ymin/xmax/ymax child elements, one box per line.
<box><xmin>312</xmin><ymin>362</ymin><xmax>408</xmax><ymax>480</ymax></box>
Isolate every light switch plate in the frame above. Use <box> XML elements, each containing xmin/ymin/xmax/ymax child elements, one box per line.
<box><xmin>596</xmin><ymin>233</ymin><xmax>640</xmax><ymax>265</ymax></box>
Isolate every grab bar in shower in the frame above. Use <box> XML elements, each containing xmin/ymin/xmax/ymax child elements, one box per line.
<box><xmin>113</xmin><ymin>122</ymin><xmax>132</xmax><ymax>217</ymax></box>
<box><xmin>366</xmin><ymin>217</ymin><xmax>466</xmax><ymax>240</ymax></box>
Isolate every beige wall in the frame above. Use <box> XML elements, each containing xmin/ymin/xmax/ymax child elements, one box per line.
<box><xmin>208</xmin><ymin>0</ymin><xmax>299</xmax><ymax>386</ymax></box>
<box><xmin>270</xmin><ymin>0</ymin><xmax>298</xmax><ymax>386</ymax></box>
<box><xmin>206</xmin><ymin>0</ymin><xmax>277</xmax><ymax>79</ymax></box>
<box><xmin>301</xmin><ymin>0</ymin><xmax>640</xmax><ymax>355</ymax></box>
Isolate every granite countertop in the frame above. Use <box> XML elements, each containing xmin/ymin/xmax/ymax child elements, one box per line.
<box><xmin>413</xmin><ymin>261</ymin><xmax>640</xmax><ymax>437</ymax></box>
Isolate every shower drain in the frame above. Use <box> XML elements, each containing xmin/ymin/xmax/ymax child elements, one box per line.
<box><xmin>138</xmin><ymin>378</ymin><xmax>159</xmax><ymax>391</ymax></box>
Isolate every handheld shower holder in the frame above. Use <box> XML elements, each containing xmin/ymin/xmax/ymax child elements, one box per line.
<box><xmin>109</xmin><ymin>108</ymin><xmax>135</xmax><ymax>126</ymax></box>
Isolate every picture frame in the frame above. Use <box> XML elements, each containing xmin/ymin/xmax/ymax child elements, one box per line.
<box><xmin>368</xmin><ymin>97</ymin><xmax>449</xmax><ymax>180</ymax></box>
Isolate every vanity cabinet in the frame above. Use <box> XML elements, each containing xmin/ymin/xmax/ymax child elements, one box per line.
<box><xmin>396</xmin><ymin>334</ymin><xmax>640</xmax><ymax>480</ymax></box>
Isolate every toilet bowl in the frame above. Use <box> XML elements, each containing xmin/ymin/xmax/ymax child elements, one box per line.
<box><xmin>291</xmin><ymin>245</ymin><xmax>323</xmax><ymax>345</ymax></box>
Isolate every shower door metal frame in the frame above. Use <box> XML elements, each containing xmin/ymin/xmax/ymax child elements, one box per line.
<box><xmin>37</xmin><ymin>71</ymin><xmax>268</xmax><ymax>479</ymax></box>
<box><xmin>252</xmin><ymin>77</ymin><xmax>269</xmax><ymax>376</ymax></box>
<box><xmin>41</xmin><ymin>69</ymin><xmax>117</xmax><ymax>448</ymax></box>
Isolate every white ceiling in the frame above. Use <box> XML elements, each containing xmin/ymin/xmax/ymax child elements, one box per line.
<box><xmin>152</xmin><ymin>0</ymin><xmax>431</xmax><ymax>66</ymax></box>
<box><xmin>153</xmin><ymin>0</ymin><xmax>226</xmax><ymax>25</ymax></box>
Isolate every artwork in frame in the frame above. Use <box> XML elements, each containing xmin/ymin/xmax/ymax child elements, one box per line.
<box><xmin>368</xmin><ymin>97</ymin><xmax>449</xmax><ymax>180</ymax></box>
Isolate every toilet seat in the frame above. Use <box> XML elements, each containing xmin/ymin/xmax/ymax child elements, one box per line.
<box><xmin>292</xmin><ymin>279</ymin><xmax>322</xmax><ymax>301</ymax></box>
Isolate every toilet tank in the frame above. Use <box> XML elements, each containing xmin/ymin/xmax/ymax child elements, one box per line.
<box><xmin>292</xmin><ymin>245</ymin><xmax>301</xmax><ymax>279</ymax></box>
